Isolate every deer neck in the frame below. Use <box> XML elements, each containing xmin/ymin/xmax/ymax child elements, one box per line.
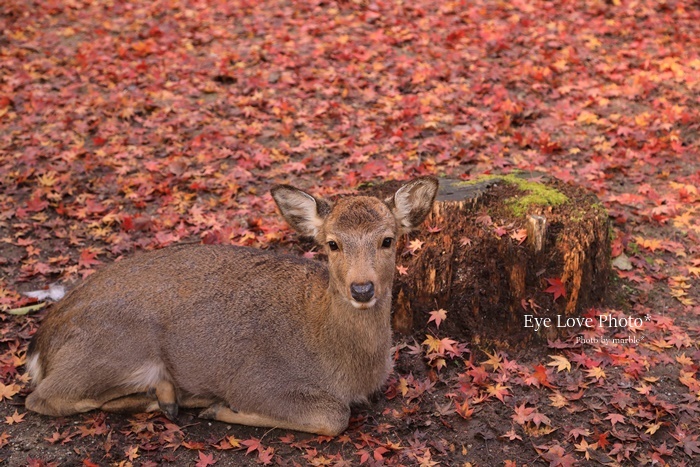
<box><xmin>315</xmin><ymin>288</ymin><xmax>393</xmax><ymax>400</ymax></box>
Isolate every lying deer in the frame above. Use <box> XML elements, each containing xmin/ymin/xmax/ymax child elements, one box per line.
<box><xmin>25</xmin><ymin>177</ymin><xmax>438</xmax><ymax>436</ymax></box>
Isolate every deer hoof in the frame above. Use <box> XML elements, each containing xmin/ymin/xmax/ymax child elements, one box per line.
<box><xmin>159</xmin><ymin>401</ymin><xmax>178</xmax><ymax>420</ymax></box>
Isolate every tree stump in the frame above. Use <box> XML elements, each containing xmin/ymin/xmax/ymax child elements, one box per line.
<box><xmin>367</xmin><ymin>174</ymin><xmax>611</xmax><ymax>348</ymax></box>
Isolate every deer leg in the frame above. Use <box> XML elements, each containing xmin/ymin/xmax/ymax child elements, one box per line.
<box><xmin>26</xmin><ymin>391</ymin><xmax>102</xmax><ymax>416</ymax></box>
<box><xmin>26</xmin><ymin>374</ymin><xmax>138</xmax><ymax>417</ymax></box>
<box><xmin>100</xmin><ymin>393</ymin><xmax>160</xmax><ymax>413</ymax></box>
<box><xmin>199</xmin><ymin>401</ymin><xmax>349</xmax><ymax>436</ymax></box>
<box><xmin>154</xmin><ymin>380</ymin><xmax>178</xmax><ymax>420</ymax></box>
<box><xmin>100</xmin><ymin>380</ymin><xmax>178</xmax><ymax>419</ymax></box>
<box><xmin>179</xmin><ymin>394</ymin><xmax>219</xmax><ymax>409</ymax></box>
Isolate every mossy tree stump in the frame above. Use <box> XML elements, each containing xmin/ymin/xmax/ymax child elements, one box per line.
<box><xmin>369</xmin><ymin>174</ymin><xmax>611</xmax><ymax>348</ymax></box>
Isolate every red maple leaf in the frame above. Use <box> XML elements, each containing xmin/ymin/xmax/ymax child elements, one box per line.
<box><xmin>544</xmin><ymin>277</ymin><xmax>566</xmax><ymax>301</ymax></box>
<box><xmin>78</xmin><ymin>249</ymin><xmax>102</xmax><ymax>269</ymax></box>
<box><xmin>595</xmin><ymin>431</ymin><xmax>610</xmax><ymax>450</ymax></box>
<box><xmin>195</xmin><ymin>451</ymin><xmax>217</xmax><ymax>467</ymax></box>
<box><xmin>533</xmin><ymin>364</ymin><xmax>556</xmax><ymax>389</ymax></box>
<box><xmin>25</xmin><ymin>195</ymin><xmax>48</xmax><ymax>213</ymax></box>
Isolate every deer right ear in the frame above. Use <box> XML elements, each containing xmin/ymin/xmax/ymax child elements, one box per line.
<box><xmin>271</xmin><ymin>185</ymin><xmax>332</xmax><ymax>238</ymax></box>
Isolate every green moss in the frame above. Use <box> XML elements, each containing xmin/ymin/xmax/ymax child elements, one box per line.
<box><xmin>458</xmin><ymin>174</ymin><xmax>569</xmax><ymax>216</ymax></box>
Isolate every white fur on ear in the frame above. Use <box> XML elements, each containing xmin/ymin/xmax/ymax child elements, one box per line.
<box><xmin>388</xmin><ymin>177</ymin><xmax>439</xmax><ymax>234</ymax></box>
<box><xmin>271</xmin><ymin>186</ymin><xmax>327</xmax><ymax>238</ymax></box>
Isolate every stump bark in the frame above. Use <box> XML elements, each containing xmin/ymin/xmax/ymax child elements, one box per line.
<box><xmin>368</xmin><ymin>175</ymin><xmax>611</xmax><ymax>348</ymax></box>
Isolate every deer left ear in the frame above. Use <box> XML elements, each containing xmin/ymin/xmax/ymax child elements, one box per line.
<box><xmin>385</xmin><ymin>177</ymin><xmax>439</xmax><ymax>235</ymax></box>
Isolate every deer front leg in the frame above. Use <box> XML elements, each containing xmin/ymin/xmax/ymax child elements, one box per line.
<box><xmin>100</xmin><ymin>380</ymin><xmax>178</xmax><ymax>420</ymax></box>
<box><xmin>153</xmin><ymin>380</ymin><xmax>178</xmax><ymax>420</ymax></box>
<box><xmin>100</xmin><ymin>393</ymin><xmax>160</xmax><ymax>414</ymax></box>
<box><xmin>199</xmin><ymin>401</ymin><xmax>349</xmax><ymax>437</ymax></box>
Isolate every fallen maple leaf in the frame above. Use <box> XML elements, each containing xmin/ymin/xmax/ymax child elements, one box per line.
<box><xmin>538</xmin><ymin>444</ymin><xmax>576</xmax><ymax>467</ymax></box>
<box><xmin>4</xmin><ymin>410</ymin><xmax>25</xmax><ymax>425</ymax></box>
<box><xmin>532</xmin><ymin>364</ymin><xmax>556</xmax><ymax>389</ymax></box>
<box><xmin>676</xmin><ymin>353</ymin><xmax>694</xmax><ymax>367</ymax></box>
<box><xmin>547</xmin><ymin>355</ymin><xmax>571</xmax><ymax>373</ymax></box>
<box><xmin>500</xmin><ymin>429</ymin><xmax>522</xmax><ymax>441</ymax></box>
<box><xmin>549</xmin><ymin>392</ymin><xmax>568</xmax><ymax>408</ymax></box>
<box><xmin>81</xmin><ymin>458</ymin><xmax>100</xmax><ymax>467</ymax></box>
<box><xmin>427</xmin><ymin>309</ymin><xmax>447</xmax><ymax>328</ymax></box>
<box><xmin>676</xmin><ymin>434</ymin><xmax>700</xmax><ymax>457</ymax></box>
<box><xmin>78</xmin><ymin>249</ymin><xmax>102</xmax><ymax>269</ymax></box>
<box><xmin>544</xmin><ymin>277</ymin><xmax>566</xmax><ymax>301</ymax></box>
<box><xmin>586</xmin><ymin>367</ymin><xmax>606</xmax><ymax>381</ymax></box>
<box><xmin>242</xmin><ymin>438</ymin><xmax>263</xmax><ymax>455</ymax></box>
<box><xmin>195</xmin><ymin>451</ymin><xmax>217</xmax><ymax>467</ymax></box>
<box><xmin>605</xmin><ymin>413</ymin><xmax>625</xmax><ymax>428</ymax></box>
<box><xmin>481</xmin><ymin>350</ymin><xmax>502</xmax><ymax>371</ymax></box>
<box><xmin>258</xmin><ymin>447</ymin><xmax>274</xmax><ymax>465</ymax></box>
<box><xmin>487</xmin><ymin>383</ymin><xmax>511</xmax><ymax>403</ymax></box>
<box><xmin>407</xmin><ymin>239</ymin><xmax>424</xmax><ymax>255</ymax></box>
<box><xmin>568</xmin><ymin>427</ymin><xmax>590</xmax><ymax>440</ymax></box>
<box><xmin>512</xmin><ymin>403</ymin><xmax>535</xmax><ymax>425</ymax></box>
<box><xmin>455</xmin><ymin>399</ymin><xmax>474</xmax><ymax>419</ymax></box>
<box><xmin>509</xmin><ymin>228</ymin><xmax>527</xmax><ymax>244</ymax></box>
<box><xmin>645</xmin><ymin>422</ymin><xmax>662</xmax><ymax>435</ymax></box>
<box><xmin>531</xmin><ymin>411</ymin><xmax>552</xmax><ymax>428</ymax></box>
<box><xmin>0</xmin><ymin>383</ymin><xmax>20</xmax><ymax>401</ymax></box>
<box><xmin>574</xmin><ymin>439</ymin><xmax>598</xmax><ymax>461</ymax></box>
<box><xmin>396</xmin><ymin>265</ymin><xmax>408</xmax><ymax>275</ymax></box>
<box><xmin>124</xmin><ymin>445</ymin><xmax>139</xmax><ymax>461</ymax></box>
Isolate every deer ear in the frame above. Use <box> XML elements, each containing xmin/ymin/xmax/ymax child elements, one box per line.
<box><xmin>271</xmin><ymin>185</ymin><xmax>332</xmax><ymax>238</ymax></box>
<box><xmin>385</xmin><ymin>177</ymin><xmax>439</xmax><ymax>235</ymax></box>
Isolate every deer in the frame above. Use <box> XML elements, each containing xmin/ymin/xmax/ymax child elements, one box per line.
<box><xmin>24</xmin><ymin>176</ymin><xmax>439</xmax><ymax>436</ymax></box>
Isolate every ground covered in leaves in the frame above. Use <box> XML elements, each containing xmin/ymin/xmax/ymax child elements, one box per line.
<box><xmin>1</xmin><ymin>0</ymin><xmax>700</xmax><ymax>465</ymax></box>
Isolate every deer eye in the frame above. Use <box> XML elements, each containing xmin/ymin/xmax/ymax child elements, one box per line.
<box><xmin>328</xmin><ymin>241</ymin><xmax>339</xmax><ymax>251</ymax></box>
<box><xmin>381</xmin><ymin>237</ymin><xmax>393</xmax><ymax>248</ymax></box>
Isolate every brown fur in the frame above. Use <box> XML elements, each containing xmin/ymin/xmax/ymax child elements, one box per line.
<box><xmin>25</xmin><ymin>177</ymin><xmax>438</xmax><ymax>435</ymax></box>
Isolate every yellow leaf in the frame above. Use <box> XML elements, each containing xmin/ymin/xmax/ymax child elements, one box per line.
<box><xmin>434</xmin><ymin>357</ymin><xmax>446</xmax><ymax>371</ymax></box>
<box><xmin>227</xmin><ymin>436</ymin><xmax>241</xmax><ymax>449</ymax></box>
<box><xmin>577</xmin><ymin>111</ymin><xmax>599</xmax><ymax>125</ymax></box>
<box><xmin>645</xmin><ymin>422</ymin><xmax>662</xmax><ymax>435</ymax></box>
<box><xmin>481</xmin><ymin>351</ymin><xmax>502</xmax><ymax>371</ymax></box>
<box><xmin>635</xmin><ymin>112</ymin><xmax>652</xmax><ymax>127</ymax></box>
<box><xmin>397</xmin><ymin>377</ymin><xmax>409</xmax><ymax>397</ymax></box>
<box><xmin>549</xmin><ymin>392</ymin><xmax>569</xmax><ymax>408</ymax></box>
<box><xmin>586</xmin><ymin>367</ymin><xmax>606</xmax><ymax>380</ymax></box>
<box><xmin>422</xmin><ymin>335</ymin><xmax>441</xmax><ymax>354</ymax></box>
<box><xmin>673</xmin><ymin>211</ymin><xmax>695</xmax><ymax>229</ymax></box>
<box><xmin>37</xmin><ymin>171</ymin><xmax>58</xmax><ymax>187</ymax></box>
<box><xmin>408</xmin><ymin>239</ymin><xmax>424</xmax><ymax>254</ymax></box>
<box><xmin>585</xmin><ymin>35</ymin><xmax>602</xmax><ymax>50</ymax></box>
<box><xmin>547</xmin><ymin>355</ymin><xmax>571</xmax><ymax>373</ymax></box>
<box><xmin>635</xmin><ymin>236</ymin><xmax>662</xmax><ymax>252</ymax></box>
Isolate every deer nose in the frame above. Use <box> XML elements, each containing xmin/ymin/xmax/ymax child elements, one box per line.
<box><xmin>350</xmin><ymin>282</ymin><xmax>375</xmax><ymax>303</ymax></box>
